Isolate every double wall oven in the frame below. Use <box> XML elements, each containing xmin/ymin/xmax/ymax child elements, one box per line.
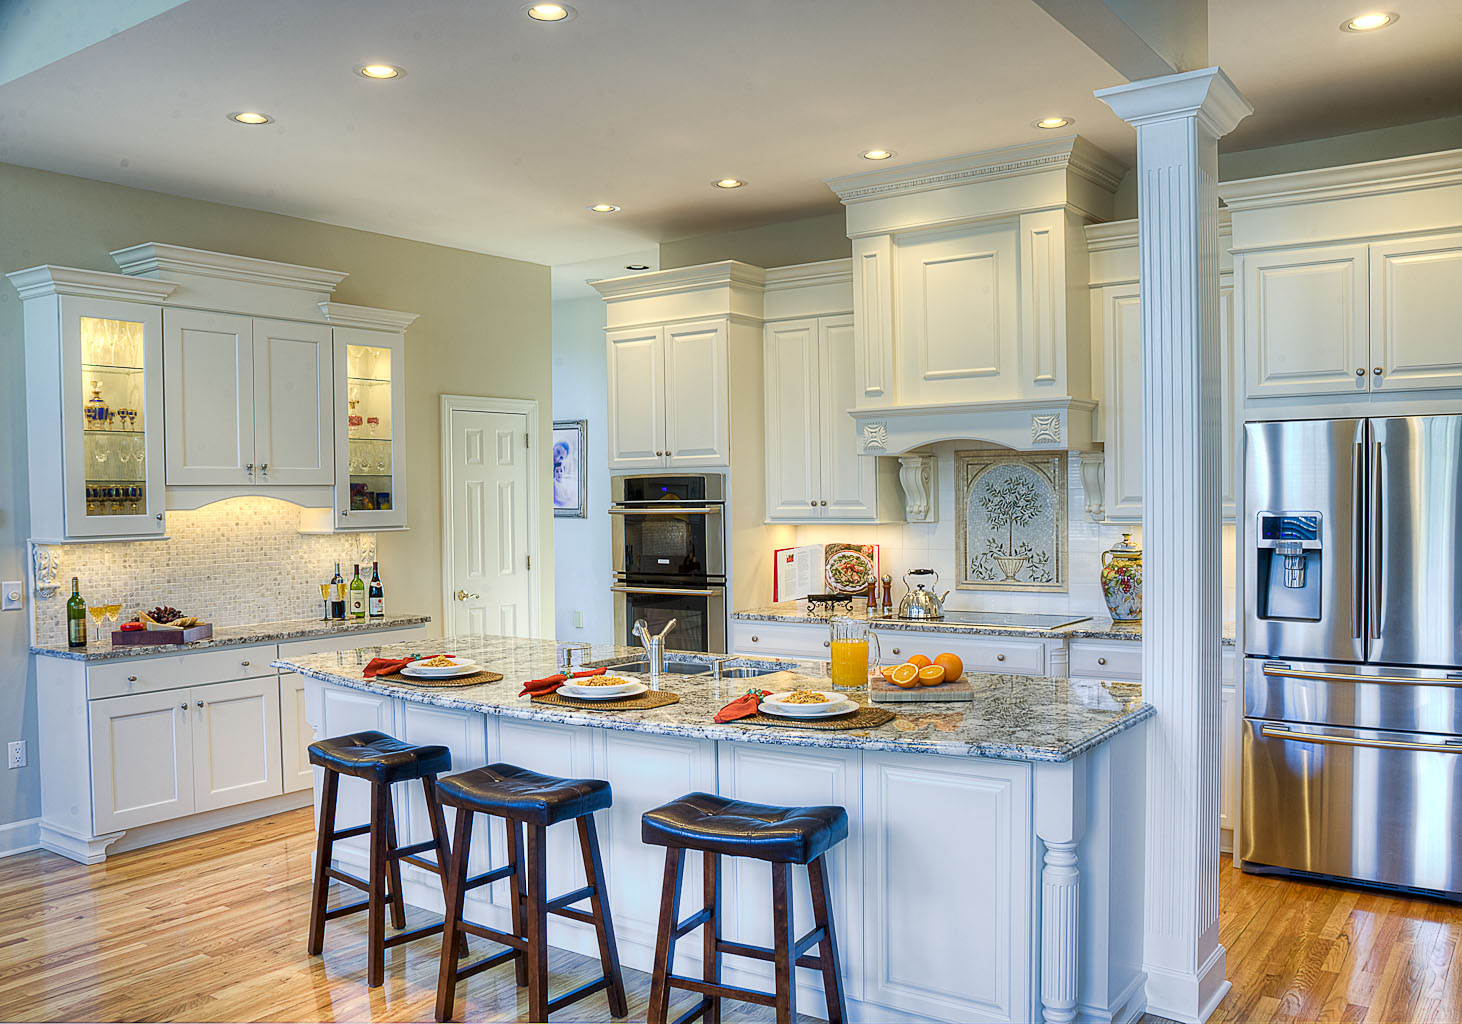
<box><xmin>610</xmin><ymin>474</ymin><xmax>726</xmax><ymax>653</ymax></box>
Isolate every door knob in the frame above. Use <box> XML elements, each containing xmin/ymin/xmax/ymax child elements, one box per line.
<box><xmin>456</xmin><ymin>589</ymin><xmax>479</xmax><ymax>601</ymax></box>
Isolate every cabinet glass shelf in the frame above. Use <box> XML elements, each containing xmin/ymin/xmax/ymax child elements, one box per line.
<box><xmin>346</xmin><ymin>435</ymin><xmax>394</xmax><ymax>443</ymax></box>
<box><xmin>347</xmin><ymin>375</ymin><xmax>392</xmax><ymax>385</ymax></box>
<box><xmin>84</xmin><ymin>428</ymin><xmax>145</xmax><ymax>437</ymax></box>
<box><xmin>82</xmin><ymin>362</ymin><xmax>144</xmax><ymax>373</ymax></box>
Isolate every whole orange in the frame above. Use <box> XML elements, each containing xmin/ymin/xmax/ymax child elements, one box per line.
<box><xmin>933</xmin><ymin>652</ymin><xmax>963</xmax><ymax>683</ymax></box>
<box><xmin>907</xmin><ymin>653</ymin><xmax>932</xmax><ymax>669</ymax></box>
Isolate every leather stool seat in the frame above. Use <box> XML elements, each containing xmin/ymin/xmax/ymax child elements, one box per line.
<box><xmin>437</xmin><ymin>763</ymin><xmax>612</xmax><ymax>826</ymax></box>
<box><xmin>308</xmin><ymin>730</ymin><xmax>452</xmax><ymax>785</ymax></box>
<box><xmin>642</xmin><ymin>792</ymin><xmax>849</xmax><ymax>864</ymax></box>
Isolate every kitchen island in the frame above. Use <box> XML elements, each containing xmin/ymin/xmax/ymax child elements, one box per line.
<box><xmin>277</xmin><ymin>636</ymin><xmax>1153</xmax><ymax>1024</ymax></box>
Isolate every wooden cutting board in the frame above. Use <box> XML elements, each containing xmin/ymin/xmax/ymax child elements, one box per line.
<box><xmin>868</xmin><ymin>675</ymin><xmax>974</xmax><ymax>703</ymax></box>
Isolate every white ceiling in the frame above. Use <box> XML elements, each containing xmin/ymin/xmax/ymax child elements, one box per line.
<box><xmin>0</xmin><ymin>0</ymin><xmax>1457</xmax><ymax>271</ymax></box>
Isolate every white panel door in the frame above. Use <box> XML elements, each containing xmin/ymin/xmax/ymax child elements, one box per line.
<box><xmin>89</xmin><ymin>689</ymin><xmax>194</xmax><ymax>833</ymax></box>
<box><xmin>763</xmin><ymin>319</ymin><xmax>822</xmax><ymax>520</ymax></box>
<box><xmin>251</xmin><ymin>318</ymin><xmax>333</xmax><ymax>485</ymax></box>
<box><xmin>606</xmin><ymin>327</ymin><xmax>665</xmax><ymax>469</ymax></box>
<box><xmin>1101</xmin><ymin>285</ymin><xmax>1144</xmax><ymax>522</ymax></box>
<box><xmin>663</xmin><ymin>319</ymin><xmax>730</xmax><ymax>467</ymax></box>
<box><xmin>163</xmin><ymin>309</ymin><xmax>256</xmax><ymax>485</ymax></box>
<box><xmin>278</xmin><ymin>672</ymin><xmax>315</xmax><ymax>793</ymax></box>
<box><xmin>862</xmin><ymin>751</ymin><xmax>1032</xmax><ymax>1023</ymax></box>
<box><xmin>819</xmin><ymin>315</ymin><xmax>878</xmax><ymax>521</ymax></box>
<box><xmin>897</xmin><ymin>222</ymin><xmax>1019</xmax><ymax>404</ymax></box>
<box><xmin>447</xmin><ymin>408</ymin><xmax>532</xmax><ymax>638</ymax></box>
<box><xmin>1242</xmin><ymin>243</ymin><xmax>1370</xmax><ymax>397</ymax></box>
<box><xmin>1369</xmin><ymin>232</ymin><xmax>1462</xmax><ymax>391</ymax></box>
<box><xmin>192</xmin><ymin>676</ymin><xmax>283</xmax><ymax>812</ymax></box>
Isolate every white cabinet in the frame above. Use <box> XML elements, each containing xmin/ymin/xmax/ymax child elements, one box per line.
<box><xmin>730</xmin><ymin>619</ymin><xmax>1063</xmax><ymax>676</ymax></box>
<box><xmin>278</xmin><ymin>672</ymin><xmax>314</xmax><ymax>794</ymax></box>
<box><xmin>89</xmin><ymin>689</ymin><xmax>195</xmax><ymax>833</ymax></box>
<box><xmin>334</xmin><ymin>326</ymin><xmax>408</xmax><ymax>529</ymax></box>
<box><xmin>163</xmin><ymin>309</ymin><xmax>333</xmax><ymax>487</ymax></box>
<box><xmin>606</xmin><ymin>320</ymin><xmax>729</xmax><ymax>469</ymax></box>
<box><xmin>192</xmin><ymin>675</ymin><xmax>283</xmax><ymax>812</ymax></box>
<box><xmin>1369</xmin><ymin>232</ymin><xmax>1462</xmax><ymax>390</ymax></box>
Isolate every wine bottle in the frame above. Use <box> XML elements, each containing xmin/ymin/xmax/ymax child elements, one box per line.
<box><xmin>330</xmin><ymin>563</ymin><xmax>346</xmax><ymax>619</ymax></box>
<box><xmin>67</xmin><ymin>578</ymin><xmax>87</xmax><ymax>648</ymax></box>
<box><xmin>349</xmin><ymin>563</ymin><xmax>366</xmax><ymax>619</ymax></box>
<box><xmin>368</xmin><ymin>561</ymin><xmax>384</xmax><ymax>618</ymax></box>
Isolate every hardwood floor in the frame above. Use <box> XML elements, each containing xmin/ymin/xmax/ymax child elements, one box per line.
<box><xmin>0</xmin><ymin>807</ymin><xmax>1455</xmax><ymax>1023</ymax></box>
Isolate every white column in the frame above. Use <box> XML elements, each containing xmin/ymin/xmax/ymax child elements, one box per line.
<box><xmin>1095</xmin><ymin>68</ymin><xmax>1252</xmax><ymax>1024</ymax></box>
<box><xmin>1034</xmin><ymin>758</ymin><xmax>1086</xmax><ymax>1024</ymax></box>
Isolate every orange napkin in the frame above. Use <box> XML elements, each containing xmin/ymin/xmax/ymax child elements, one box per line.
<box><xmin>714</xmin><ymin>689</ymin><xmax>769</xmax><ymax>723</ymax></box>
<box><xmin>519</xmin><ymin>666</ymin><xmax>607</xmax><ymax>697</ymax></box>
<box><xmin>363</xmin><ymin>654</ymin><xmax>444</xmax><ymax>678</ymax></box>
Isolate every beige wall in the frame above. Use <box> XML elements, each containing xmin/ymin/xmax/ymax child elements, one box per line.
<box><xmin>659</xmin><ymin>210</ymin><xmax>850</xmax><ymax>270</ymax></box>
<box><xmin>0</xmin><ymin>162</ymin><xmax>553</xmax><ymax>830</ymax></box>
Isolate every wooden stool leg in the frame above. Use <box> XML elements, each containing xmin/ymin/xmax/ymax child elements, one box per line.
<box><xmin>577</xmin><ymin>815</ymin><xmax>628</xmax><ymax>1018</ymax></box>
<box><xmin>367</xmin><ymin>780</ymin><xmax>391</xmax><ymax>987</ymax></box>
<box><xmin>434</xmin><ymin>807</ymin><xmax>473</xmax><ymax>1023</ymax></box>
<box><xmin>524</xmin><ymin>824</ymin><xmax>550</xmax><ymax>1023</ymax></box>
<box><xmin>703</xmin><ymin>852</ymin><xmax>722</xmax><ymax>1024</ymax></box>
<box><xmin>306</xmin><ymin>768</ymin><xmax>339</xmax><ymax>956</ymax></box>
<box><xmin>422</xmin><ymin>776</ymin><xmax>468</xmax><ymax>959</ymax></box>
<box><xmin>808</xmin><ymin>855</ymin><xmax>847</xmax><ymax>1024</ymax></box>
<box><xmin>646</xmin><ymin>847</ymin><xmax>685</xmax><ymax>1024</ymax></box>
<box><xmin>506</xmin><ymin>819</ymin><xmax>528</xmax><ymax>987</ymax></box>
<box><xmin>771</xmin><ymin>862</ymin><xmax>796</xmax><ymax>1024</ymax></box>
<box><xmin>383</xmin><ymin>787</ymin><xmax>407</xmax><ymax>930</ymax></box>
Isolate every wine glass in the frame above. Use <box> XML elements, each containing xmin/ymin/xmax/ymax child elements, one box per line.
<box><xmin>88</xmin><ymin>604</ymin><xmax>107</xmax><ymax>642</ymax></box>
<box><xmin>104</xmin><ymin>602</ymin><xmax>122</xmax><ymax>635</ymax></box>
<box><xmin>133</xmin><ymin>435</ymin><xmax>145</xmax><ymax>465</ymax></box>
<box><xmin>319</xmin><ymin>582</ymin><xmax>332</xmax><ymax>621</ymax></box>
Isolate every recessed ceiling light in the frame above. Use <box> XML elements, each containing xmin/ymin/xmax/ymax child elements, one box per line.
<box><xmin>1032</xmin><ymin>116</ymin><xmax>1073</xmax><ymax>130</ymax></box>
<box><xmin>227</xmin><ymin>111</ymin><xmax>274</xmax><ymax>125</ymax></box>
<box><xmin>356</xmin><ymin>63</ymin><xmax>404</xmax><ymax>80</ymax></box>
<box><xmin>625</xmin><ymin>264</ymin><xmax>651</xmax><ymax>271</ymax></box>
<box><xmin>712</xmin><ymin>178</ymin><xmax>747</xmax><ymax>189</ymax></box>
<box><xmin>1341</xmin><ymin>11</ymin><xmax>1397</xmax><ymax>31</ymax></box>
<box><xmin>525</xmin><ymin>3</ymin><xmax>574</xmax><ymax>21</ymax></box>
<box><xmin>860</xmin><ymin>149</ymin><xmax>896</xmax><ymax>161</ymax></box>
<box><xmin>588</xmin><ymin>203</ymin><xmax>620</xmax><ymax>213</ymax></box>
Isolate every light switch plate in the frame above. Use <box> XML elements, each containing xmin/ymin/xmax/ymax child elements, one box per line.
<box><xmin>0</xmin><ymin>582</ymin><xmax>21</xmax><ymax>611</ymax></box>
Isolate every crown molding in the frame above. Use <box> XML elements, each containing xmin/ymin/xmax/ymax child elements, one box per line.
<box><xmin>1084</xmin><ymin>220</ymin><xmax>1140</xmax><ymax>252</ymax></box>
<box><xmin>318</xmin><ymin>301</ymin><xmax>420</xmax><ymax>332</ymax></box>
<box><xmin>762</xmin><ymin>258</ymin><xmax>852</xmax><ymax>292</ymax></box>
<box><xmin>6</xmin><ymin>264</ymin><xmax>178</xmax><ymax>303</ymax></box>
<box><xmin>1218</xmin><ymin>149</ymin><xmax>1462</xmax><ymax>212</ymax></box>
<box><xmin>1096</xmin><ymin>66</ymin><xmax>1253</xmax><ymax>138</ymax></box>
<box><xmin>111</xmin><ymin>242</ymin><xmax>349</xmax><ymax>294</ymax></box>
<box><xmin>850</xmin><ymin>396</ymin><xmax>1098</xmax><ymax>456</ymax></box>
<box><xmin>591</xmin><ymin>260</ymin><xmax>766</xmax><ymax>301</ymax></box>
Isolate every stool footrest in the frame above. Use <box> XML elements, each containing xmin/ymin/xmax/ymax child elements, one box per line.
<box><xmin>545</xmin><ymin>884</ymin><xmax>594</xmax><ymax>914</ymax></box>
<box><xmin>458</xmin><ymin>920</ymin><xmax>527</xmax><ymax>951</ymax></box>
<box><xmin>549</xmin><ymin>905</ymin><xmax>596</xmax><ymax>927</ymax></box>
<box><xmin>382</xmin><ymin>921</ymin><xmax>444</xmax><ymax>949</ymax></box>
<box><xmin>454</xmin><ymin>946</ymin><xmax>520</xmax><ymax>983</ymax></box>
<box><xmin>400</xmin><ymin>853</ymin><xmax>444</xmax><ymax>875</ymax></box>
<box><xmin>715</xmin><ymin>938</ymin><xmax>773</xmax><ymax>963</ymax></box>
<box><xmin>670</xmin><ymin>998</ymin><xmax>714</xmax><ymax>1024</ymax></box>
<box><xmin>666</xmin><ymin>973</ymin><xmax>778</xmax><ymax>1009</ymax></box>
<box><xmin>546</xmin><ymin>975</ymin><xmax>611</xmax><ymax>1015</ymax></box>
<box><xmin>672</xmin><ymin>906</ymin><xmax>713</xmax><ymax>940</ymax></box>
<box><xmin>464</xmin><ymin>862</ymin><xmax>515</xmax><ymax>892</ymax></box>
<box><xmin>326</xmin><ymin>867</ymin><xmax>371</xmax><ymax>891</ymax></box>
<box><xmin>330</xmin><ymin>823</ymin><xmax>371</xmax><ymax>841</ymax></box>
<box><xmin>390</xmin><ymin>838</ymin><xmax>438</xmax><ymax>859</ymax></box>
<box><xmin>323</xmin><ymin>898</ymin><xmax>370</xmax><ymax>921</ymax></box>
<box><xmin>794</xmin><ymin>924</ymin><xmax>827</xmax><ymax>958</ymax></box>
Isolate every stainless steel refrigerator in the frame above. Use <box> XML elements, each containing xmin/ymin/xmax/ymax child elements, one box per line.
<box><xmin>1242</xmin><ymin>415</ymin><xmax>1462</xmax><ymax>898</ymax></box>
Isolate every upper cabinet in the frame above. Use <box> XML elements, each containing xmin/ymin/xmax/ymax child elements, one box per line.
<box><xmin>1221</xmin><ymin>152</ymin><xmax>1462</xmax><ymax>401</ymax></box>
<box><xmin>333</xmin><ymin>324</ymin><xmax>408</xmax><ymax>530</ymax></box>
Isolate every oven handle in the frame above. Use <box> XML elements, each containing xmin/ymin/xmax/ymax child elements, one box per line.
<box><xmin>611</xmin><ymin>585</ymin><xmax>721</xmax><ymax>597</ymax></box>
<box><xmin>608</xmin><ymin>507</ymin><xmax>720</xmax><ymax>516</ymax></box>
<box><xmin>1259</xmin><ymin>725</ymin><xmax>1462</xmax><ymax>755</ymax></box>
<box><xmin>1260</xmin><ymin>663</ymin><xmax>1462</xmax><ymax>688</ymax></box>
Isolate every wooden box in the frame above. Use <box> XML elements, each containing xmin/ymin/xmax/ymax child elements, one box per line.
<box><xmin>111</xmin><ymin>623</ymin><xmax>214</xmax><ymax>645</ymax></box>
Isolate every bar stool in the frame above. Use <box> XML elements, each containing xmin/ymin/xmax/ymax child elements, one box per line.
<box><xmin>433</xmin><ymin>763</ymin><xmax>628</xmax><ymax>1023</ymax></box>
<box><xmin>642</xmin><ymin>792</ymin><xmax>849</xmax><ymax>1024</ymax></box>
<box><xmin>306</xmin><ymin>730</ymin><xmax>459</xmax><ymax>987</ymax></box>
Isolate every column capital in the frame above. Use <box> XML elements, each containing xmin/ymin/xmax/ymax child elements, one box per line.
<box><xmin>1095</xmin><ymin>66</ymin><xmax>1253</xmax><ymax>138</ymax></box>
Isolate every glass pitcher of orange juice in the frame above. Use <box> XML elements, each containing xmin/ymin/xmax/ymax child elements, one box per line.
<box><xmin>828</xmin><ymin>616</ymin><xmax>880</xmax><ymax>689</ymax></box>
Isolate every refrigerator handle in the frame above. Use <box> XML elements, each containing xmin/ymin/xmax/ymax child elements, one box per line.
<box><xmin>1352</xmin><ymin>437</ymin><xmax>1365</xmax><ymax>640</ymax></box>
<box><xmin>1369</xmin><ymin>437</ymin><xmax>1382</xmax><ymax>640</ymax></box>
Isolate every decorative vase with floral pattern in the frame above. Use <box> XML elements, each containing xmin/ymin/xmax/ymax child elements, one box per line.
<box><xmin>1100</xmin><ymin>533</ymin><xmax>1142</xmax><ymax>624</ymax></box>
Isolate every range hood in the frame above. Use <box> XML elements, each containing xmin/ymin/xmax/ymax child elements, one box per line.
<box><xmin>824</xmin><ymin>136</ymin><xmax>1124</xmax><ymax>457</ymax></box>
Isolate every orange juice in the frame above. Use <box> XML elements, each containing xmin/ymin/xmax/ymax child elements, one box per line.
<box><xmin>829</xmin><ymin>639</ymin><xmax>870</xmax><ymax>688</ymax></box>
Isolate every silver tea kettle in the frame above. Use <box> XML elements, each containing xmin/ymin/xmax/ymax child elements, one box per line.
<box><xmin>898</xmin><ymin>568</ymin><xmax>950</xmax><ymax>620</ymax></box>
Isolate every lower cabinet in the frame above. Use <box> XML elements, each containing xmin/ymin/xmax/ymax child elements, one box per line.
<box><xmin>730</xmin><ymin>619</ymin><xmax>1064</xmax><ymax>677</ymax></box>
<box><xmin>192</xmin><ymin>676</ymin><xmax>283</xmax><ymax>813</ymax></box>
<box><xmin>278</xmin><ymin>672</ymin><xmax>315</xmax><ymax>793</ymax></box>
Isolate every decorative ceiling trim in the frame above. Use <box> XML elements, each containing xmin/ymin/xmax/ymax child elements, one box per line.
<box><xmin>591</xmin><ymin>260</ymin><xmax>767</xmax><ymax>300</ymax></box>
<box><xmin>111</xmin><ymin>242</ymin><xmax>349</xmax><ymax>294</ymax></box>
<box><xmin>6</xmin><ymin>264</ymin><xmax>178</xmax><ymax>302</ymax></box>
<box><xmin>318</xmin><ymin>301</ymin><xmax>420</xmax><ymax>331</ymax></box>
<box><xmin>1218</xmin><ymin>149</ymin><xmax>1462</xmax><ymax>212</ymax></box>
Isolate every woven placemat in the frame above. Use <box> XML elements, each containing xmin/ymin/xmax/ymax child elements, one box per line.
<box><xmin>532</xmin><ymin>690</ymin><xmax>681</xmax><ymax>711</ymax></box>
<box><xmin>377</xmin><ymin>669</ymin><xmax>504</xmax><ymax>688</ymax></box>
<box><xmin>739</xmin><ymin>704</ymin><xmax>895</xmax><ymax>731</ymax></box>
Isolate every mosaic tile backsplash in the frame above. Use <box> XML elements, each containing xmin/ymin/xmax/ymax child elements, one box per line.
<box><xmin>32</xmin><ymin>497</ymin><xmax>376</xmax><ymax>645</ymax></box>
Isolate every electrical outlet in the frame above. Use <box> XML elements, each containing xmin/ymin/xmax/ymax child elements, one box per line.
<box><xmin>573</xmin><ymin>610</ymin><xmax>584</xmax><ymax>628</ymax></box>
<box><xmin>0</xmin><ymin>582</ymin><xmax>21</xmax><ymax>611</ymax></box>
<box><xmin>6</xmin><ymin>741</ymin><xmax>24</xmax><ymax>769</ymax></box>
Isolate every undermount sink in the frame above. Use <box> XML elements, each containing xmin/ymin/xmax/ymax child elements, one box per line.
<box><xmin>608</xmin><ymin>660</ymin><xmax>713</xmax><ymax>676</ymax></box>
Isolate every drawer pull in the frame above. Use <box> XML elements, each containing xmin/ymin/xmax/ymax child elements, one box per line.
<box><xmin>751</xmin><ymin>636</ymin><xmax>759</xmax><ymax>643</ymax></box>
<box><xmin>997</xmin><ymin>653</ymin><xmax>1006</xmax><ymax>662</ymax></box>
<box><xmin>241</xmin><ymin>660</ymin><xmax>250</xmax><ymax>667</ymax></box>
<box><xmin>127</xmin><ymin>675</ymin><xmax>138</xmax><ymax>682</ymax></box>
<box><xmin>1097</xmin><ymin>657</ymin><xmax>1107</xmax><ymax>666</ymax></box>
<box><xmin>891</xmin><ymin>647</ymin><xmax>901</xmax><ymax>656</ymax></box>
<box><xmin>823</xmin><ymin>640</ymin><xmax>830</xmax><ymax>647</ymax></box>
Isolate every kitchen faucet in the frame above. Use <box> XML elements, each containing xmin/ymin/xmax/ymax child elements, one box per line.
<box><xmin>632</xmin><ymin>617</ymin><xmax>676</xmax><ymax>684</ymax></box>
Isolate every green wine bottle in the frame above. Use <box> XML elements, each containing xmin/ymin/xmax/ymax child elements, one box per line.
<box><xmin>349</xmin><ymin>563</ymin><xmax>366</xmax><ymax>619</ymax></box>
<box><xmin>66</xmin><ymin>577</ymin><xmax>87</xmax><ymax>648</ymax></box>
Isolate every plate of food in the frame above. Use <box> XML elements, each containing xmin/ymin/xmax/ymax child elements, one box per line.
<box><xmin>400</xmin><ymin>655</ymin><xmax>479</xmax><ymax>679</ymax></box>
<box><xmin>759</xmin><ymin>689</ymin><xmax>858</xmax><ymax>719</ymax></box>
<box><xmin>825</xmin><ymin>549</ymin><xmax>876</xmax><ymax>594</ymax></box>
<box><xmin>558</xmin><ymin>675</ymin><xmax>649</xmax><ymax>700</ymax></box>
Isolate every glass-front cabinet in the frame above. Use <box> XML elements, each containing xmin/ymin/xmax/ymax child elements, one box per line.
<box><xmin>333</xmin><ymin>326</ymin><xmax>407</xmax><ymax>530</ymax></box>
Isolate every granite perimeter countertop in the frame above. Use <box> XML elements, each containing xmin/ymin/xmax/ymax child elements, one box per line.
<box><xmin>32</xmin><ymin>614</ymin><xmax>432</xmax><ymax>662</ymax></box>
<box><xmin>274</xmin><ymin>635</ymin><xmax>1154</xmax><ymax>764</ymax></box>
<box><xmin>732</xmin><ymin>602</ymin><xmax>1237</xmax><ymax>646</ymax></box>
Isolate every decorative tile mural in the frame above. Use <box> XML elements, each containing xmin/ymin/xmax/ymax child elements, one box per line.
<box><xmin>954</xmin><ymin>450</ymin><xmax>1068</xmax><ymax>592</ymax></box>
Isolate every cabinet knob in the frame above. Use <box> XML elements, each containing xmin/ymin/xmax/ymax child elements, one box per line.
<box><xmin>127</xmin><ymin>675</ymin><xmax>138</xmax><ymax>682</ymax></box>
<box><xmin>1356</xmin><ymin>368</ymin><xmax>1365</xmax><ymax>377</ymax></box>
<box><xmin>341</xmin><ymin>509</ymin><xmax>349</xmax><ymax>516</ymax></box>
<box><xmin>260</xmin><ymin>463</ymin><xmax>269</xmax><ymax>474</ymax></box>
<box><xmin>179</xmin><ymin>703</ymin><xmax>188</xmax><ymax>711</ymax></box>
<box><xmin>155</xmin><ymin>513</ymin><xmax>164</xmax><ymax>523</ymax></box>
<box><xmin>1097</xmin><ymin>657</ymin><xmax>1107</xmax><ymax>666</ymax></box>
<box><xmin>891</xmin><ymin>647</ymin><xmax>901</xmax><ymax>655</ymax></box>
<box><xmin>997</xmin><ymin>653</ymin><xmax>1006</xmax><ymax>662</ymax></box>
<box><xmin>823</xmin><ymin>640</ymin><xmax>830</xmax><ymax>647</ymax></box>
<box><xmin>820</xmin><ymin>500</ymin><xmax>827</xmax><ymax>506</ymax></box>
<box><xmin>245</xmin><ymin>463</ymin><xmax>254</xmax><ymax>474</ymax></box>
<box><xmin>809</xmin><ymin>500</ymin><xmax>817</xmax><ymax>507</ymax></box>
<box><xmin>241</xmin><ymin>660</ymin><xmax>250</xmax><ymax>667</ymax></box>
<box><xmin>751</xmin><ymin>635</ymin><xmax>759</xmax><ymax>643</ymax></box>
<box><xmin>1372</xmin><ymin>367</ymin><xmax>1382</xmax><ymax>376</ymax></box>
<box><xmin>196</xmin><ymin>700</ymin><xmax>204</xmax><ymax>708</ymax></box>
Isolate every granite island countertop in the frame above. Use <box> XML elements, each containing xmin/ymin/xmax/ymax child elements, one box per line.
<box><xmin>274</xmin><ymin>634</ymin><xmax>1154</xmax><ymax>764</ymax></box>
<box><xmin>32</xmin><ymin>613</ymin><xmax>432</xmax><ymax>662</ymax></box>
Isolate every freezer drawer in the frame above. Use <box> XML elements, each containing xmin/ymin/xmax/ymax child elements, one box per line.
<box><xmin>1245</xmin><ymin>657</ymin><xmax>1462</xmax><ymax>735</ymax></box>
<box><xmin>1240</xmin><ymin>718</ymin><xmax>1462</xmax><ymax>896</ymax></box>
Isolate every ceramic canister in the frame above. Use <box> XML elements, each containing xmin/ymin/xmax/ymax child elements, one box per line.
<box><xmin>1100</xmin><ymin>533</ymin><xmax>1142</xmax><ymax>623</ymax></box>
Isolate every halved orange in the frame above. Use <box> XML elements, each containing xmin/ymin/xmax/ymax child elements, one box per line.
<box><xmin>879</xmin><ymin>665</ymin><xmax>898</xmax><ymax>683</ymax></box>
<box><xmin>918</xmin><ymin>665</ymin><xmax>947</xmax><ymax>687</ymax></box>
<box><xmin>907</xmin><ymin>653</ymin><xmax>932</xmax><ymax>669</ymax></box>
<box><xmin>889</xmin><ymin>663</ymin><xmax>921</xmax><ymax>689</ymax></box>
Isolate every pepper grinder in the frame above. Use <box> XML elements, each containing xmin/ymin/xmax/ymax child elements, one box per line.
<box><xmin>866</xmin><ymin>582</ymin><xmax>877</xmax><ymax>609</ymax></box>
<box><xmin>880</xmin><ymin>574</ymin><xmax>893</xmax><ymax>617</ymax></box>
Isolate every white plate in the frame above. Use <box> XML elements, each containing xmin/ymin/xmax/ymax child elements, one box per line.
<box><xmin>400</xmin><ymin>657</ymin><xmax>478</xmax><ymax>679</ymax></box>
<box><xmin>558</xmin><ymin>679</ymin><xmax>649</xmax><ymax>700</ymax></box>
<box><xmin>759</xmin><ymin>691</ymin><xmax>858</xmax><ymax>718</ymax></box>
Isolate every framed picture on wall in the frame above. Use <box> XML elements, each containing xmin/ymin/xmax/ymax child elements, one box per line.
<box><xmin>552</xmin><ymin>419</ymin><xmax>587</xmax><ymax>518</ymax></box>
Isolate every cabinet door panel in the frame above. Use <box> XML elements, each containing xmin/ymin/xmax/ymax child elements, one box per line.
<box><xmin>334</xmin><ymin>327</ymin><xmax>407</xmax><ymax>529</ymax></box>
<box><xmin>1101</xmin><ymin>285</ymin><xmax>1144</xmax><ymax>521</ymax></box>
<box><xmin>606</xmin><ymin>327</ymin><xmax>665</xmax><ymax>468</ymax></box>
<box><xmin>1243</xmin><ymin>244</ymin><xmax>1369</xmax><ymax>397</ymax></box>
<box><xmin>163</xmin><ymin>309</ymin><xmax>256</xmax><ymax>485</ymax></box>
<box><xmin>763</xmin><ymin>319</ymin><xmax>822</xmax><ymax>520</ymax></box>
<box><xmin>252</xmin><ymin>318</ymin><xmax>333</xmax><ymax>485</ymax></box>
<box><xmin>90</xmin><ymin>690</ymin><xmax>194</xmax><ymax>832</ymax></box>
<box><xmin>820</xmin><ymin>316</ymin><xmax>877</xmax><ymax>520</ymax></box>
<box><xmin>192</xmin><ymin>676</ymin><xmax>283</xmax><ymax>812</ymax></box>
<box><xmin>398</xmin><ymin>702</ymin><xmax>488</xmax><ymax>896</ymax></box>
<box><xmin>664</xmin><ymin>319</ymin><xmax>729</xmax><ymax>467</ymax></box>
<box><xmin>851</xmin><ymin>235</ymin><xmax>894</xmax><ymax>405</ymax></box>
<box><xmin>1370</xmin><ymin>233</ymin><xmax>1462</xmax><ymax>391</ymax></box>
<box><xmin>316</xmin><ymin>685</ymin><xmax>395</xmax><ymax>864</ymax></box>
<box><xmin>1220</xmin><ymin>277</ymin><xmax>1237</xmax><ymax>520</ymax></box>
<box><xmin>278</xmin><ymin>672</ymin><xmax>314</xmax><ymax>794</ymax></box>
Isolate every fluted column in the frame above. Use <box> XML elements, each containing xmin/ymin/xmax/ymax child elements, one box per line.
<box><xmin>1095</xmin><ymin>68</ymin><xmax>1252</xmax><ymax>1024</ymax></box>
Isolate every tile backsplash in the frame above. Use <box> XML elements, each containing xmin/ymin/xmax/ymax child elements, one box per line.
<box><xmin>32</xmin><ymin>497</ymin><xmax>375</xmax><ymax>645</ymax></box>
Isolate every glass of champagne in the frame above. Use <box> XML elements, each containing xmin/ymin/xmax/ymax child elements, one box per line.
<box><xmin>88</xmin><ymin>604</ymin><xmax>108</xmax><ymax>643</ymax></box>
<box><xmin>319</xmin><ymin>582</ymin><xmax>332</xmax><ymax>620</ymax></box>
<box><xmin>104</xmin><ymin>602</ymin><xmax>122</xmax><ymax>635</ymax></box>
